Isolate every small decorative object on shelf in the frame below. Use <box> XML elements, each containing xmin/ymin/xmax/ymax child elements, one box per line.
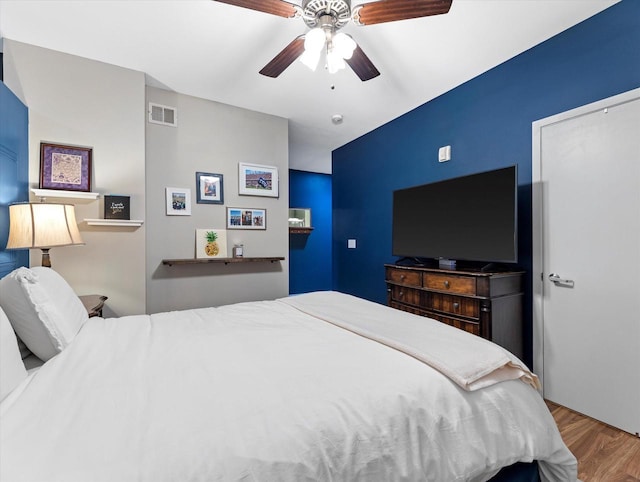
<box><xmin>233</xmin><ymin>244</ymin><xmax>244</xmax><ymax>258</ymax></box>
<box><xmin>196</xmin><ymin>228</ymin><xmax>227</xmax><ymax>259</ymax></box>
<box><xmin>104</xmin><ymin>195</ymin><xmax>130</xmax><ymax>220</ymax></box>
<box><xmin>289</xmin><ymin>208</ymin><xmax>313</xmax><ymax>234</ymax></box>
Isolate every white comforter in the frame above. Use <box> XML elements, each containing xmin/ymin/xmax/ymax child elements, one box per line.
<box><xmin>1</xmin><ymin>292</ymin><xmax>576</xmax><ymax>482</ymax></box>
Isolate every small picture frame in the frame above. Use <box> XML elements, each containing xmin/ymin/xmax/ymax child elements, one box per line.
<box><xmin>166</xmin><ymin>187</ymin><xmax>191</xmax><ymax>216</ymax></box>
<box><xmin>104</xmin><ymin>195</ymin><xmax>131</xmax><ymax>220</ymax></box>
<box><xmin>196</xmin><ymin>172</ymin><xmax>224</xmax><ymax>204</ymax></box>
<box><xmin>238</xmin><ymin>162</ymin><xmax>279</xmax><ymax>198</ymax></box>
<box><xmin>226</xmin><ymin>207</ymin><xmax>266</xmax><ymax>230</ymax></box>
<box><xmin>195</xmin><ymin>228</ymin><xmax>228</xmax><ymax>259</ymax></box>
<box><xmin>39</xmin><ymin>142</ymin><xmax>92</xmax><ymax>192</ymax></box>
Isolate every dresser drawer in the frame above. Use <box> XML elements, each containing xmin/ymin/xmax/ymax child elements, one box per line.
<box><xmin>424</xmin><ymin>273</ymin><xmax>476</xmax><ymax>295</ymax></box>
<box><xmin>429</xmin><ymin>313</ymin><xmax>480</xmax><ymax>336</ymax></box>
<box><xmin>388</xmin><ymin>285</ymin><xmax>422</xmax><ymax>305</ymax></box>
<box><xmin>429</xmin><ymin>293</ymin><xmax>479</xmax><ymax>319</ymax></box>
<box><xmin>387</xmin><ymin>268</ymin><xmax>421</xmax><ymax>287</ymax></box>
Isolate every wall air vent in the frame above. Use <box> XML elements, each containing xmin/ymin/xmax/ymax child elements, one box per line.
<box><xmin>148</xmin><ymin>103</ymin><xmax>177</xmax><ymax>127</ymax></box>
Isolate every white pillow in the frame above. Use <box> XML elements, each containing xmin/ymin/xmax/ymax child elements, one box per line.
<box><xmin>1</xmin><ymin>306</ymin><xmax>29</xmax><ymax>401</ymax></box>
<box><xmin>0</xmin><ymin>267</ymin><xmax>88</xmax><ymax>361</ymax></box>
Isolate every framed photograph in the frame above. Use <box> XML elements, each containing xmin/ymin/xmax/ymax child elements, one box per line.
<box><xmin>238</xmin><ymin>162</ymin><xmax>279</xmax><ymax>198</ymax></box>
<box><xmin>166</xmin><ymin>187</ymin><xmax>191</xmax><ymax>216</ymax></box>
<box><xmin>39</xmin><ymin>142</ymin><xmax>92</xmax><ymax>192</ymax></box>
<box><xmin>195</xmin><ymin>228</ymin><xmax>227</xmax><ymax>259</ymax></box>
<box><xmin>226</xmin><ymin>207</ymin><xmax>266</xmax><ymax>230</ymax></box>
<box><xmin>196</xmin><ymin>172</ymin><xmax>224</xmax><ymax>204</ymax></box>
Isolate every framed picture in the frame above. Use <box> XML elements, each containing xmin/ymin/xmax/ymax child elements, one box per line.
<box><xmin>166</xmin><ymin>187</ymin><xmax>191</xmax><ymax>216</ymax></box>
<box><xmin>39</xmin><ymin>142</ymin><xmax>92</xmax><ymax>192</ymax></box>
<box><xmin>226</xmin><ymin>207</ymin><xmax>266</xmax><ymax>230</ymax></box>
<box><xmin>238</xmin><ymin>162</ymin><xmax>279</xmax><ymax>198</ymax></box>
<box><xmin>195</xmin><ymin>228</ymin><xmax>227</xmax><ymax>259</ymax></box>
<box><xmin>196</xmin><ymin>172</ymin><xmax>224</xmax><ymax>204</ymax></box>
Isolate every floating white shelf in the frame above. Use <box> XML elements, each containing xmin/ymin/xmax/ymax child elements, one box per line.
<box><xmin>31</xmin><ymin>189</ymin><xmax>100</xmax><ymax>201</ymax></box>
<box><xmin>84</xmin><ymin>219</ymin><xmax>144</xmax><ymax>227</ymax></box>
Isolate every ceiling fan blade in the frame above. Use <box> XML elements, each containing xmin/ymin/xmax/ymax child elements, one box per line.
<box><xmin>354</xmin><ymin>0</ymin><xmax>452</xmax><ymax>26</ymax></box>
<box><xmin>346</xmin><ymin>45</ymin><xmax>380</xmax><ymax>81</ymax></box>
<box><xmin>259</xmin><ymin>36</ymin><xmax>306</xmax><ymax>78</ymax></box>
<box><xmin>213</xmin><ymin>0</ymin><xmax>298</xmax><ymax>18</ymax></box>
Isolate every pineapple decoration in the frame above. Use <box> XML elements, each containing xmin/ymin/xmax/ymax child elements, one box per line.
<box><xmin>204</xmin><ymin>231</ymin><xmax>219</xmax><ymax>256</ymax></box>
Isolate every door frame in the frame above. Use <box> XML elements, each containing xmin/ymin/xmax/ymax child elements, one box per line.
<box><xmin>531</xmin><ymin>87</ymin><xmax>640</xmax><ymax>392</ymax></box>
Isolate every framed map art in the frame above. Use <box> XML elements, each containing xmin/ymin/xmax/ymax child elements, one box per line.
<box><xmin>39</xmin><ymin>142</ymin><xmax>92</xmax><ymax>192</ymax></box>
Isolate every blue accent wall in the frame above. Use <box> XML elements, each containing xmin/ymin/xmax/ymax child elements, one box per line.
<box><xmin>332</xmin><ymin>0</ymin><xmax>640</xmax><ymax>366</ymax></box>
<box><xmin>289</xmin><ymin>169</ymin><xmax>332</xmax><ymax>294</ymax></box>
<box><xmin>0</xmin><ymin>80</ymin><xmax>30</xmax><ymax>277</ymax></box>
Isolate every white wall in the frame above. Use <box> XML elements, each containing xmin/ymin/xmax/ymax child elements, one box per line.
<box><xmin>145</xmin><ymin>87</ymin><xmax>289</xmax><ymax>313</ymax></box>
<box><xmin>3</xmin><ymin>39</ymin><xmax>146</xmax><ymax>316</ymax></box>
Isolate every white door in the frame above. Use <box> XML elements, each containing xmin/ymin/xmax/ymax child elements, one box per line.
<box><xmin>533</xmin><ymin>89</ymin><xmax>640</xmax><ymax>436</ymax></box>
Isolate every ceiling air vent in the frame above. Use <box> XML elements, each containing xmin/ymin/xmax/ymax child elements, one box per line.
<box><xmin>148</xmin><ymin>102</ymin><xmax>177</xmax><ymax>127</ymax></box>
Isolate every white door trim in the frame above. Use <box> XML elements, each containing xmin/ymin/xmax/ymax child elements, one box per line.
<box><xmin>531</xmin><ymin>87</ymin><xmax>640</xmax><ymax>392</ymax></box>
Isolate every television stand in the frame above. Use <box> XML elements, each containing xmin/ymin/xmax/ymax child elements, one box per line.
<box><xmin>384</xmin><ymin>263</ymin><xmax>525</xmax><ymax>360</ymax></box>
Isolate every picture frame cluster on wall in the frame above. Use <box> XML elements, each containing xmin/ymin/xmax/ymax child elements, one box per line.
<box><xmin>166</xmin><ymin>163</ymin><xmax>278</xmax><ymax>219</ymax></box>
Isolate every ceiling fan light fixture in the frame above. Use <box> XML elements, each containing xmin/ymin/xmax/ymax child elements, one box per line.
<box><xmin>300</xmin><ymin>49</ymin><xmax>321</xmax><ymax>71</ymax></box>
<box><xmin>326</xmin><ymin>48</ymin><xmax>346</xmax><ymax>73</ymax></box>
<box><xmin>304</xmin><ymin>27</ymin><xmax>325</xmax><ymax>52</ymax></box>
<box><xmin>332</xmin><ymin>32</ymin><xmax>356</xmax><ymax>60</ymax></box>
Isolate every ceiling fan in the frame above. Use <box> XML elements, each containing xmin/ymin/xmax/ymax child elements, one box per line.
<box><xmin>214</xmin><ymin>0</ymin><xmax>453</xmax><ymax>81</ymax></box>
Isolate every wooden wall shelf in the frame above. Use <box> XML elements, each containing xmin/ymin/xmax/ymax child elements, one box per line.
<box><xmin>162</xmin><ymin>256</ymin><xmax>285</xmax><ymax>266</ymax></box>
<box><xmin>289</xmin><ymin>227</ymin><xmax>314</xmax><ymax>234</ymax></box>
<box><xmin>31</xmin><ymin>188</ymin><xmax>100</xmax><ymax>201</ymax></box>
<box><xmin>85</xmin><ymin>219</ymin><xmax>144</xmax><ymax>227</ymax></box>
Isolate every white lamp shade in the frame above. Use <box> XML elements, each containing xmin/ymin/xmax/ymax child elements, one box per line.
<box><xmin>7</xmin><ymin>203</ymin><xmax>84</xmax><ymax>249</ymax></box>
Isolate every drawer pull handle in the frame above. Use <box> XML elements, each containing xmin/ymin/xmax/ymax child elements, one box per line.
<box><xmin>444</xmin><ymin>280</ymin><xmax>450</xmax><ymax>288</ymax></box>
<box><xmin>400</xmin><ymin>274</ymin><xmax>406</xmax><ymax>281</ymax></box>
<box><xmin>399</xmin><ymin>291</ymin><xmax>404</xmax><ymax>298</ymax></box>
<box><xmin>453</xmin><ymin>302</ymin><xmax>459</xmax><ymax>310</ymax></box>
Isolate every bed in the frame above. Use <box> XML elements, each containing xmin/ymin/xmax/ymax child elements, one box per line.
<box><xmin>0</xmin><ymin>267</ymin><xmax>577</xmax><ymax>481</ymax></box>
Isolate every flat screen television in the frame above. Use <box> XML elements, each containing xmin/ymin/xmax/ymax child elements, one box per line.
<box><xmin>392</xmin><ymin>166</ymin><xmax>517</xmax><ymax>265</ymax></box>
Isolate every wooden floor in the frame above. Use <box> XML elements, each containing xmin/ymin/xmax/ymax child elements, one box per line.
<box><xmin>545</xmin><ymin>400</ymin><xmax>640</xmax><ymax>481</ymax></box>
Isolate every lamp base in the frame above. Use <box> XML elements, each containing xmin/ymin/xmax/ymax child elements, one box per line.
<box><xmin>41</xmin><ymin>248</ymin><xmax>52</xmax><ymax>268</ymax></box>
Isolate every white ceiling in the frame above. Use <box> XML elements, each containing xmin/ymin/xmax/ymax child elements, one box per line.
<box><xmin>0</xmin><ymin>0</ymin><xmax>619</xmax><ymax>173</ymax></box>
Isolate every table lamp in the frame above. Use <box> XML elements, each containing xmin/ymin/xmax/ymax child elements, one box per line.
<box><xmin>6</xmin><ymin>202</ymin><xmax>84</xmax><ymax>268</ymax></box>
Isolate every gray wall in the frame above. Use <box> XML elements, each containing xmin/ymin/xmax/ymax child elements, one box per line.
<box><xmin>3</xmin><ymin>40</ymin><xmax>290</xmax><ymax>316</ymax></box>
<box><xmin>3</xmin><ymin>40</ymin><xmax>147</xmax><ymax>316</ymax></box>
<box><xmin>145</xmin><ymin>87</ymin><xmax>289</xmax><ymax>313</ymax></box>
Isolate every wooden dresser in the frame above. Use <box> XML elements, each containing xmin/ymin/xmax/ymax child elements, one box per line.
<box><xmin>385</xmin><ymin>264</ymin><xmax>525</xmax><ymax>359</ymax></box>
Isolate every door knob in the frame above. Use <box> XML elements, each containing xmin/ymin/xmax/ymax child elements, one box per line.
<box><xmin>549</xmin><ymin>273</ymin><xmax>575</xmax><ymax>288</ymax></box>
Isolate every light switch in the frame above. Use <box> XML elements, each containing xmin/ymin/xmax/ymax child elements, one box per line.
<box><xmin>347</xmin><ymin>239</ymin><xmax>356</xmax><ymax>249</ymax></box>
<box><xmin>438</xmin><ymin>145</ymin><xmax>451</xmax><ymax>163</ymax></box>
